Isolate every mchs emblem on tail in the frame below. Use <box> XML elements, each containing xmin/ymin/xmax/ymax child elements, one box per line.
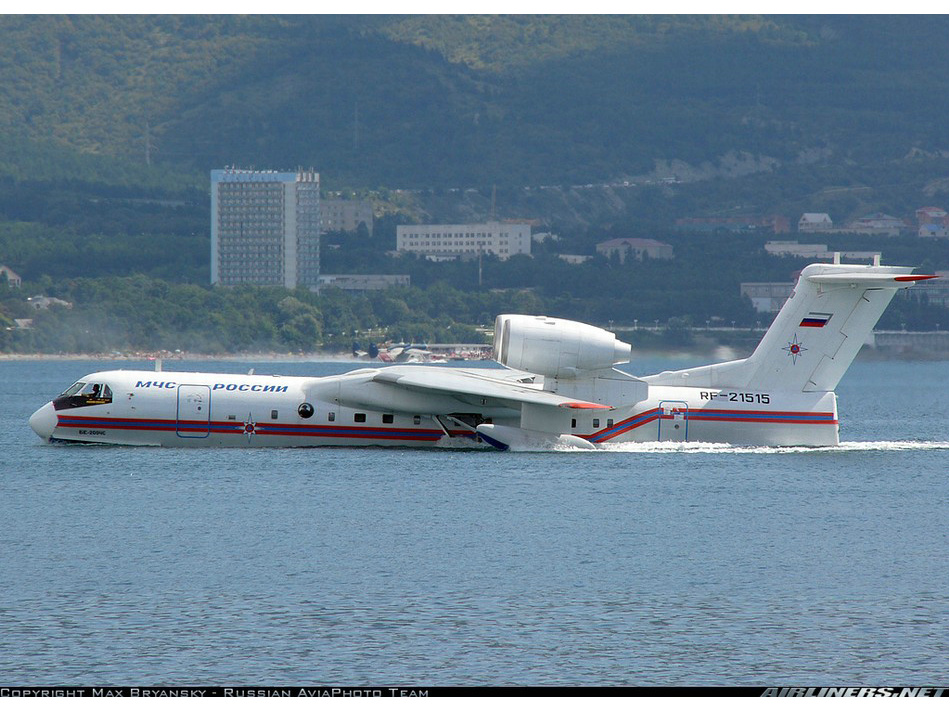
<box><xmin>30</xmin><ymin>261</ymin><xmax>937</xmax><ymax>451</ymax></box>
<box><xmin>783</xmin><ymin>336</ymin><xmax>808</xmax><ymax>364</ymax></box>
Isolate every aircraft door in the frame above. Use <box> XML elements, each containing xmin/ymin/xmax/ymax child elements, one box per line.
<box><xmin>658</xmin><ymin>400</ymin><xmax>689</xmax><ymax>442</ymax></box>
<box><xmin>177</xmin><ymin>385</ymin><xmax>211</xmax><ymax>438</ymax></box>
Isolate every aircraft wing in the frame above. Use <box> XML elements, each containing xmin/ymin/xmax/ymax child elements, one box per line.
<box><xmin>371</xmin><ymin>366</ymin><xmax>611</xmax><ymax>410</ymax></box>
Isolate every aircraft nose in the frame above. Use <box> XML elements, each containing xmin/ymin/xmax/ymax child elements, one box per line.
<box><xmin>29</xmin><ymin>402</ymin><xmax>57</xmax><ymax>441</ymax></box>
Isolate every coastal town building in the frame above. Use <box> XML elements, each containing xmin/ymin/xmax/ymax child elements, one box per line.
<box><xmin>828</xmin><ymin>212</ymin><xmax>907</xmax><ymax>236</ymax></box>
<box><xmin>916</xmin><ymin>207</ymin><xmax>948</xmax><ymax>237</ymax></box>
<box><xmin>848</xmin><ymin>212</ymin><xmax>906</xmax><ymax>232</ymax></box>
<box><xmin>27</xmin><ymin>295</ymin><xmax>72</xmax><ymax>310</ymax></box>
<box><xmin>317</xmin><ymin>274</ymin><xmax>410</xmax><ymax>292</ymax></box>
<box><xmin>0</xmin><ymin>265</ymin><xmax>21</xmax><ymax>288</ymax></box>
<box><xmin>211</xmin><ymin>168</ymin><xmax>321</xmax><ymax>289</ymax></box>
<box><xmin>765</xmin><ymin>241</ymin><xmax>880</xmax><ymax>262</ymax></box>
<box><xmin>916</xmin><ymin>206</ymin><xmax>947</xmax><ymax>225</ymax></box>
<box><xmin>794</xmin><ymin>208</ymin><xmax>950</xmax><ymax>238</ymax></box>
<box><xmin>902</xmin><ymin>271</ymin><xmax>949</xmax><ymax>308</ymax></box>
<box><xmin>321</xmin><ymin>197</ymin><xmax>374</xmax><ymax>235</ymax></box>
<box><xmin>596</xmin><ymin>238</ymin><xmax>673</xmax><ymax>263</ymax></box>
<box><xmin>798</xmin><ymin>213</ymin><xmax>833</xmax><ymax>232</ymax></box>
<box><xmin>764</xmin><ymin>241</ymin><xmax>829</xmax><ymax>258</ymax></box>
<box><xmin>396</xmin><ymin>221</ymin><xmax>531</xmax><ymax>260</ymax></box>
<box><xmin>919</xmin><ymin>223</ymin><xmax>948</xmax><ymax>238</ymax></box>
<box><xmin>740</xmin><ymin>282</ymin><xmax>796</xmax><ymax>313</ymax></box>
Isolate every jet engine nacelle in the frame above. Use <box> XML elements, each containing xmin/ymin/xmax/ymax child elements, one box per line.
<box><xmin>493</xmin><ymin>314</ymin><xmax>631</xmax><ymax>379</ymax></box>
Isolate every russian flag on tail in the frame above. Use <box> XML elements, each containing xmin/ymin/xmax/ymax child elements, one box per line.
<box><xmin>800</xmin><ymin>312</ymin><xmax>832</xmax><ymax>328</ymax></box>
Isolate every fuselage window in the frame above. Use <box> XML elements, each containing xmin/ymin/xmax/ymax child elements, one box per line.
<box><xmin>571</xmin><ymin>418</ymin><xmax>577</xmax><ymax>429</ymax></box>
<box><xmin>382</xmin><ymin>414</ymin><xmax>394</xmax><ymax>424</ymax></box>
<box><xmin>271</xmin><ymin>409</ymin><xmax>279</xmax><ymax>420</ymax></box>
<box><xmin>607</xmin><ymin>419</ymin><xmax>614</xmax><ymax>428</ymax></box>
<box><xmin>413</xmin><ymin>415</ymin><xmax>421</xmax><ymax>425</ymax></box>
<box><xmin>354</xmin><ymin>413</ymin><xmax>366</xmax><ymax>423</ymax></box>
<box><xmin>328</xmin><ymin>412</ymin><xmax>336</xmax><ymax>422</ymax></box>
<box><xmin>592</xmin><ymin>419</ymin><xmax>600</xmax><ymax>429</ymax></box>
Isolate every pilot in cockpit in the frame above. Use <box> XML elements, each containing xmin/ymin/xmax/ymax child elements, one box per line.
<box><xmin>53</xmin><ymin>381</ymin><xmax>113</xmax><ymax>410</ymax></box>
<box><xmin>84</xmin><ymin>383</ymin><xmax>111</xmax><ymax>405</ymax></box>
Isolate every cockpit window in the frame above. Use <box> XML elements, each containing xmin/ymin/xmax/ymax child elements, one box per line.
<box><xmin>53</xmin><ymin>382</ymin><xmax>113</xmax><ymax>410</ymax></box>
<box><xmin>60</xmin><ymin>381</ymin><xmax>85</xmax><ymax>397</ymax></box>
<box><xmin>81</xmin><ymin>383</ymin><xmax>112</xmax><ymax>400</ymax></box>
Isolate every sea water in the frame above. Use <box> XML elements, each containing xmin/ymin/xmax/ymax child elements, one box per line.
<box><xmin>0</xmin><ymin>357</ymin><xmax>946</xmax><ymax>686</ymax></box>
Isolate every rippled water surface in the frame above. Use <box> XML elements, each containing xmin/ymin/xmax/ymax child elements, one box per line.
<box><xmin>0</xmin><ymin>357</ymin><xmax>946</xmax><ymax>686</ymax></box>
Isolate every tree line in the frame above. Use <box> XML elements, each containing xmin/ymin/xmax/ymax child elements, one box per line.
<box><xmin>2</xmin><ymin>253</ymin><xmax>945</xmax><ymax>355</ymax></box>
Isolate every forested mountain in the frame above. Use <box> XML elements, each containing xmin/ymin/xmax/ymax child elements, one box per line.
<box><xmin>0</xmin><ymin>15</ymin><xmax>946</xmax><ymax>190</ymax></box>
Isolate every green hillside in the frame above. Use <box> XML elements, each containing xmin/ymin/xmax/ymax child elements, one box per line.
<box><xmin>0</xmin><ymin>15</ymin><xmax>945</xmax><ymax>190</ymax></box>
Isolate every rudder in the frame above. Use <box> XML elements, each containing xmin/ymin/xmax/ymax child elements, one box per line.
<box><xmin>643</xmin><ymin>260</ymin><xmax>936</xmax><ymax>394</ymax></box>
<box><xmin>743</xmin><ymin>264</ymin><xmax>907</xmax><ymax>392</ymax></box>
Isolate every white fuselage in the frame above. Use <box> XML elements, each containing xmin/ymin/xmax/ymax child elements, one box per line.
<box><xmin>29</xmin><ymin>366</ymin><xmax>839</xmax><ymax>448</ymax></box>
<box><xmin>31</xmin><ymin>262</ymin><xmax>930</xmax><ymax>450</ymax></box>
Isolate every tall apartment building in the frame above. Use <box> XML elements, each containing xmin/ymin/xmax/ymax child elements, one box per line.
<box><xmin>396</xmin><ymin>221</ymin><xmax>531</xmax><ymax>260</ymax></box>
<box><xmin>211</xmin><ymin>169</ymin><xmax>321</xmax><ymax>289</ymax></box>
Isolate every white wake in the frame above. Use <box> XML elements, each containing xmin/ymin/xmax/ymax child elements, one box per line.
<box><xmin>535</xmin><ymin>440</ymin><xmax>950</xmax><ymax>455</ymax></box>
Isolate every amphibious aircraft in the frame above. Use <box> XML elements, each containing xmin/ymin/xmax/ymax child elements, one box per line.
<box><xmin>29</xmin><ymin>259</ymin><xmax>937</xmax><ymax>450</ymax></box>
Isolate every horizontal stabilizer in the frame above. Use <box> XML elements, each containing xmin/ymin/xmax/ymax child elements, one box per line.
<box><xmin>807</xmin><ymin>273</ymin><xmax>938</xmax><ymax>286</ymax></box>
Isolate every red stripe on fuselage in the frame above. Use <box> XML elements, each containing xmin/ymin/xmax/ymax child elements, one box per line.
<box><xmin>55</xmin><ymin>414</ymin><xmax>461</xmax><ymax>442</ymax></box>
<box><xmin>585</xmin><ymin>407</ymin><xmax>836</xmax><ymax>442</ymax></box>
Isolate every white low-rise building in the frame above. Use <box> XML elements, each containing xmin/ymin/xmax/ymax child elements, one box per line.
<box><xmin>317</xmin><ymin>274</ymin><xmax>409</xmax><ymax>291</ymax></box>
<box><xmin>740</xmin><ymin>282</ymin><xmax>796</xmax><ymax>313</ymax></box>
<box><xmin>396</xmin><ymin>222</ymin><xmax>531</xmax><ymax>260</ymax></box>
<box><xmin>765</xmin><ymin>241</ymin><xmax>879</xmax><ymax>262</ymax></box>
<box><xmin>919</xmin><ymin>223</ymin><xmax>948</xmax><ymax>238</ymax></box>
<box><xmin>798</xmin><ymin>213</ymin><xmax>833</xmax><ymax>232</ymax></box>
<box><xmin>596</xmin><ymin>238</ymin><xmax>673</xmax><ymax>263</ymax></box>
<box><xmin>765</xmin><ymin>241</ymin><xmax>829</xmax><ymax>258</ymax></box>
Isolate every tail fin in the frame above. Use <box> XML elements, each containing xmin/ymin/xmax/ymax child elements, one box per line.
<box><xmin>645</xmin><ymin>261</ymin><xmax>936</xmax><ymax>393</ymax></box>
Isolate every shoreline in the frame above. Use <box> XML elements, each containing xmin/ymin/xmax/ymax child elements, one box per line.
<box><xmin>0</xmin><ymin>351</ymin><xmax>365</xmax><ymax>363</ymax></box>
<box><xmin>1</xmin><ymin>346</ymin><xmax>946</xmax><ymax>363</ymax></box>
